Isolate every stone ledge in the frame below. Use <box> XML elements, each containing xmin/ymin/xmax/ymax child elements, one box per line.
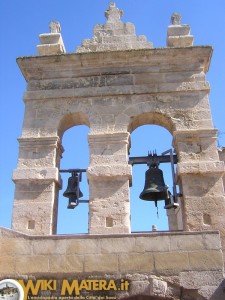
<box><xmin>23</xmin><ymin>81</ymin><xmax>210</xmax><ymax>101</ymax></box>
<box><xmin>0</xmin><ymin>227</ymin><xmax>220</xmax><ymax>240</ymax></box>
<box><xmin>17</xmin><ymin>46</ymin><xmax>212</xmax><ymax>82</ymax></box>
<box><xmin>12</xmin><ymin>167</ymin><xmax>61</xmax><ymax>183</ymax></box>
<box><xmin>18</xmin><ymin>136</ymin><xmax>63</xmax><ymax>151</ymax></box>
<box><xmin>87</xmin><ymin>165</ymin><xmax>132</xmax><ymax>180</ymax></box>
<box><xmin>177</xmin><ymin>161</ymin><xmax>225</xmax><ymax>175</ymax></box>
<box><xmin>88</xmin><ymin>132</ymin><xmax>130</xmax><ymax>144</ymax></box>
<box><xmin>174</xmin><ymin>128</ymin><xmax>218</xmax><ymax>141</ymax></box>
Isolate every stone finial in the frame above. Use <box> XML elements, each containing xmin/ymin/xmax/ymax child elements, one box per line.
<box><xmin>105</xmin><ymin>2</ymin><xmax>123</xmax><ymax>23</ymax></box>
<box><xmin>76</xmin><ymin>3</ymin><xmax>153</xmax><ymax>53</ymax></box>
<box><xmin>171</xmin><ymin>12</ymin><xmax>181</xmax><ymax>25</ymax></box>
<box><xmin>49</xmin><ymin>20</ymin><xmax>61</xmax><ymax>33</ymax></box>
<box><xmin>167</xmin><ymin>12</ymin><xmax>194</xmax><ymax>47</ymax></box>
<box><xmin>37</xmin><ymin>20</ymin><xmax>66</xmax><ymax>55</ymax></box>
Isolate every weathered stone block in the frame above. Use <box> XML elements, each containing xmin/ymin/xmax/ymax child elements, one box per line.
<box><xmin>39</xmin><ymin>33</ymin><xmax>62</xmax><ymax>44</ymax></box>
<box><xmin>129</xmin><ymin>281</ymin><xmax>150</xmax><ymax>296</ymax></box>
<box><xmin>1</xmin><ymin>238</ymin><xmax>32</xmax><ymax>256</ymax></box>
<box><xmin>32</xmin><ymin>239</ymin><xmax>66</xmax><ymax>255</ymax></box>
<box><xmin>15</xmin><ymin>256</ymin><xmax>49</xmax><ymax>273</ymax></box>
<box><xmin>189</xmin><ymin>250</ymin><xmax>223</xmax><ymax>271</ymax></box>
<box><xmin>177</xmin><ymin>161</ymin><xmax>225</xmax><ymax>175</ymax></box>
<box><xmin>170</xmin><ymin>234</ymin><xmax>205</xmax><ymax>251</ymax></box>
<box><xmin>0</xmin><ymin>256</ymin><xmax>16</xmax><ymax>274</ymax></box>
<box><xmin>135</xmin><ymin>235</ymin><xmax>170</xmax><ymax>252</ymax></box>
<box><xmin>167</xmin><ymin>35</ymin><xmax>194</xmax><ymax>47</ymax></box>
<box><xmin>100</xmin><ymin>237</ymin><xmax>135</xmax><ymax>253</ymax></box>
<box><xmin>49</xmin><ymin>255</ymin><xmax>84</xmax><ymax>272</ymax></box>
<box><xmin>198</xmin><ymin>286</ymin><xmax>224</xmax><ymax>300</ymax></box>
<box><xmin>154</xmin><ymin>252</ymin><xmax>189</xmax><ymax>272</ymax></box>
<box><xmin>84</xmin><ymin>254</ymin><xmax>118</xmax><ymax>272</ymax></box>
<box><xmin>37</xmin><ymin>44</ymin><xmax>65</xmax><ymax>55</ymax></box>
<box><xmin>203</xmin><ymin>233</ymin><xmax>222</xmax><ymax>250</ymax></box>
<box><xmin>167</xmin><ymin>25</ymin><xmax>190</xmax><ymax>36</ymax></box>
<box><xmin>12</xmin><ymin>201</ymin><xmax>57</xmax><ymax>235</ymax></box>
<box><xmin>149</xmin><ymin>277</ymin><xmax>167</xmax><ymax>297</ymax></box>
<box><xmin>66</xmin><ymin>239</ymin><xmax>100</xmax><ymax>254</ymax></box>
<box><xmin>119</xmin><ymin>253</ymin><xmax>154</xmax><ymax>272</ymax></box>
<box><xmin>89</xmin><ymin>224</ymin><xmax>130</xmax><ymax>235</ymax></box>
<box><xmin>180</xmin><ymin>270</ymin><xmax>224</xmax><ymax>290</ymax></box>
<box><xmin>12</xmin><ymin>167</ymin><xmax>60</xmax><ymax>182</ymax></box>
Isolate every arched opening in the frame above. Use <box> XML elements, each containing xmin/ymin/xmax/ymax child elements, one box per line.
<box><xmin>130</xmin><ymin>125</ymin><xmax>175</xmax><ymax>231</ymax></box>
<box><xmin>128</xmin><ymin>113</ymin><xmax>181</xmax><ymax>232</ymax></box>
<box><xmin>57</xmin><ymin>113</ymin><xmax>90</xmax><ymax>234</ymax></box>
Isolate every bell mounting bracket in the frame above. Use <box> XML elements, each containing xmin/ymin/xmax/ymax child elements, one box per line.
<box><xmin>129</xmin><ymin>149</ymin><xmax>180</xmax><ymax>209</ymax></box>
<box><xmin>60</xmin><ymin>169</ymin><xmax>89</xmax><ymax>209</ymax></box>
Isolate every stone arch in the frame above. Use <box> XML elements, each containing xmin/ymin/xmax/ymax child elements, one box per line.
<box><xmin>57</xmin><ymin>124</ymin><xmax>90</xmax><ymax>234</ymax></box>
<box><xmin>57</xmin><ymin>112</ymin><xmax>90</xmax><ymax>140</ymax></box>
<box><xmin>128</xmin><ymin>112</ymin><xmax>176</xmax><ymax>135</ymax></box>
<box><xmin>56</xmin><ymin>112</ymin><xmax>90</xmax><ymax>233</ymax></box>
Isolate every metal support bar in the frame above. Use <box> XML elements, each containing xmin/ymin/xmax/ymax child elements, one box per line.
<box><xmin>129</xmin><ymin>149</ymin><xmax>180</xmax><ymax>210</ymax></box>
<box><xmin>60</xmin><ymin>169</ymin><xmax>86</xmax><ymax>173</ymax></box>
<box><xmin>162</xmin><ymin>149</ymin><xmax>179</xmax><ymax>205</ymax></box>
<box><xmin>129</xmin><ymin>154</ymin><xmax>177</xmax><ymax>166</ymax></box>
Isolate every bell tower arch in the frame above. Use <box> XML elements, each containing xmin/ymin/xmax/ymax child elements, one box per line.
<box><xmin>11</xmin><ymin>3</ymin><xmax>225</xmax><ymax>259</ymax></box>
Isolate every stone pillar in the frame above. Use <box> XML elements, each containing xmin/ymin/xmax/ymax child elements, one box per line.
<box><xmin>167</xmin><ymin>12</ymin><xmax>194</xmax><ymax>47</ymax></box>
<box><xmin>87</xmin><ymin>132</ymin><xmax>132</xmax><ymax>234</ymax></box>
<box><xmin>37</xmin><ymin>20</ymin><xmax>66</xmax><ymax>55</ymax></box>
<box><xmin>218</xmin><ymin>147</ymin><xmax>225</xmax><ymax>192</ymax></box>
<box><xmin>174</xmin><ymin>129</ymin><xmax>225</xmax><ymax>252</ymax></box>
<box><xmin>12</xmin><ymin>137</ymin><xmax>63</xmax><ymax>235</ymax></box>
<box><xmin>167</xmin><ymin>196</ymin><xmax>184</xmax><ymax>231</ymax></box>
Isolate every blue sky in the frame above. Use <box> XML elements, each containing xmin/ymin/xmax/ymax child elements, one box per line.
<box><xmin>0</xmin><ymin>1</ymin><xmax>224</xmax><ymax>234</ymax></box>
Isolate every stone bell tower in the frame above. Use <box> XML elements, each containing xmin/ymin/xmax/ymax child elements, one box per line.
<box><xmin>12</xmin><ymin>2</ymin><xmax>225</xmax><ymax>240</ymax></box>
<box><xmin>2</xmin><ymin>3</ymin><xmax>225</xmax><ymax>299</ymax></box>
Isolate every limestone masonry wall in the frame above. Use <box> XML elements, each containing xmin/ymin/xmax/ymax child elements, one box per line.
<box><xmin>0</xmin><ymin>228</ymin><xmax>224</xmax><ymax>299</ymax></box>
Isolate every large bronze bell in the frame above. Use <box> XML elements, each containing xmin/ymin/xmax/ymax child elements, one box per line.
<box><xmin>139</xmin><ymin>164</ymin><xmax>169</xmax><ymax>203</ymax></box>
<box><xmin>63</xmin><ymin>174</ymin><xmax>83</xmax><ymax>199</ymax></box>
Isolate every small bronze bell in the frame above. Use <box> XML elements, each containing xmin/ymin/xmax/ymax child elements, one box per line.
<box><xmin>63</xmin><ymin>173</ymin><xmax>83</xmax><ymax>199</ymax></box>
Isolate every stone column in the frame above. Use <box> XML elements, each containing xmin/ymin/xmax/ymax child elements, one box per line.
<box><xmin>174</xmin><ymin>129</ymin><xmax>225</xmax><ymax>251</ymax></box>
<box><xmin>12</xmin><ymin>137</ymin><xmax>63</xmax><ymax>235</ymax></box>
<box><xmin>167</xmin><ymin>197</ymin><xmax>184</xmax><ymax>231</ymax></box>
<box><xmin>218</xmin><ymin>147</ymin><xmax>225</xmax><ymax>192</ymax></box>
<box><xmin>87</xmin><ymin>132</ymin><xmax>132</xmax><ymax>234</ymax></box>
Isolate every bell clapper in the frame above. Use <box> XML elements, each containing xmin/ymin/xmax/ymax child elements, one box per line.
<box><xmin>154</xmin><ymin>200</ymin><xmax>159</xmax><ymax>218</ymax></box>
